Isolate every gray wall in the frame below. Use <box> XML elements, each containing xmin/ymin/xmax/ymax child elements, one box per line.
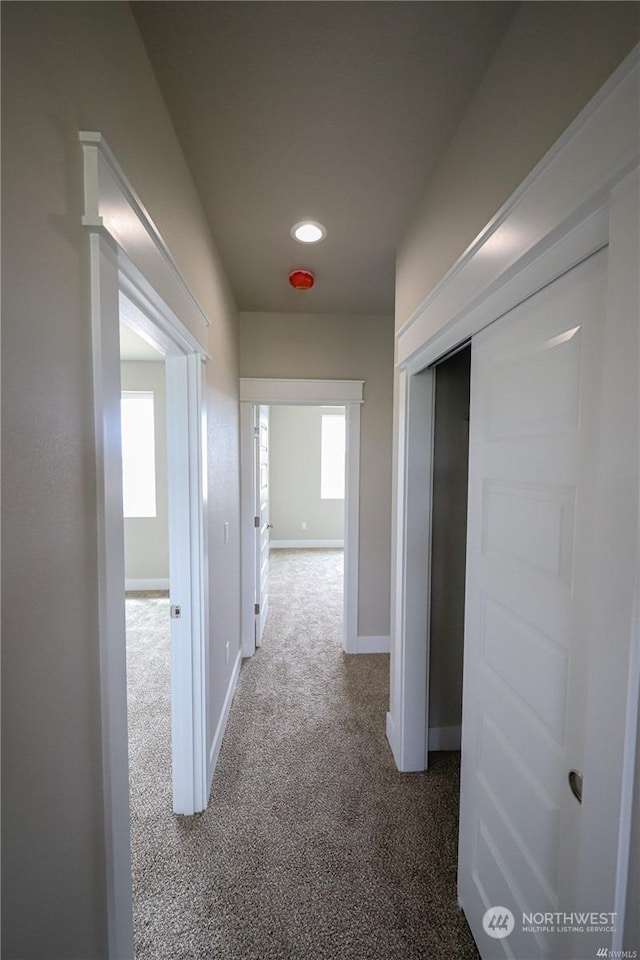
<box><xmin>395</xmin><ymin>1</ymin><xmax>639</xmax><ymax>327</ymax></box>
<box><xmin>428</xmin><ymin>348</ymin><xmax>471</xmax><ymax>734</ymax></box>
<box><xmin>121</xmin><ymin>361</ymin><xmax>169</xmax><ymax>584</ymax></box>
<box><xmin>1</xmin><ymin>4</ymin><xmax>240</xmax><ymax>957</ymax></box>
<box><xmin>240</xmin><ymin>312</ymin><xmax>394</xmax><ymax>638</ymax></box>
<box><xmin>270</xmin><ymin>406</ymin><xmax>344</xmax><ymax>544</ymax></box>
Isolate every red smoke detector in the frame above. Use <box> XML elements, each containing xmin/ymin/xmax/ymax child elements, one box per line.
<box><xmin>289</xmin><ymin>269</ymin><xmax>315</xmax><ymax>290</ymax></box>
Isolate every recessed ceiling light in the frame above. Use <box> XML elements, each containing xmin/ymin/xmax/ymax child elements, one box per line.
<box><xmin>291</xmin><ymin>221</ymin><xmax>326</xmax><ymax>243</ymax></box>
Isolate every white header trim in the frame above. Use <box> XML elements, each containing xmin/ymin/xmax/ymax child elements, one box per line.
<box><xmin>240</xmin><ymin>378</ymin><xmax>364</xmax><ymax>404</ymax></box>
<box><xmin>79</xmin><ymin>131</ymin><xmax>211</xmax><ymax>331</ymax></box>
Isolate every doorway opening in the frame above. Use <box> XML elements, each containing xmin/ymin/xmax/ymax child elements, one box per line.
<box><xmin>427</xmin><ymin>345</ymin><xmax>471</xmax><ymax>758</ymax></box>
<box><xmin>119</xmin><ymin>322</ymin><xmax>172</xmax><ymax>894</ymax></box>
<box><xmin>240</xmin><ymin>378</ymin><xmax>364</xmax><ymax>659</ymax></box>
<box><xmin>118</xmin><ymin>292</ymin><xmax>208</xmax><ymax>820</ymax></box>
<box><xmin>270</xmin><ymin>405</ymin><xmax>346</xmax><ymax>552</ymax></box>
<box><xmin>266</xmin><ymin>404</ymin><xmax>347</xmax><ymax>650</ymax></box>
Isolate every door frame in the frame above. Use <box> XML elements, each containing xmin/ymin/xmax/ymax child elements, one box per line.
<box><xmin>388</xmin><ymin>49</ymin><xmax>639</xmax><ymax>950</ymax></box>
<box><xmin>80</xmin><ymin>132</ymin><xmax>210</xmax><ymax>960</ymax></box>
<box><xmin>255</xmin><ymin>403</ymin><xmax>270</xmax><ymax>646</ymax></box>
<box><xmin>119</xmin><ymin>292</ymin><xmax>209</xmax><ymax>818</ymax></box>
<box><xmin>239</xmin><ymin>378</ymin><xmax>364</xmax><ymax>657</ymax></box>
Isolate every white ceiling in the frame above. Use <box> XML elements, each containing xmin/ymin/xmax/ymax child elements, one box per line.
<box><xmin>120</xmin><ymin>323</ymin><xmax>164</xmax><ymax>362</ymax></box>
<box><xmin>132</xmin><ymin>1</ymin><xmax>517</xmax><ymax>315</ymax></box>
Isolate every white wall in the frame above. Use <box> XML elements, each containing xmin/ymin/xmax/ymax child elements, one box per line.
<box><xmin>396</xmin><ymin>1</ymin><xmax>639</xmax><ymax>328</ymax></box>
<box><xmin>1</xmin><ymin>5</ymin><xmax>240</xmax><ymax>957</ymax></box>
<box><xmin>121</xmin><ymin>361</ymin><xmax>169</xmax><ymax>586</ymax></box>
<box><xmin>240</xmin><ymin>312</ymin><xmax>394</xmax><ymax>638</ymax></box>
<box><xmin>269</xmin><ymin>405</ymin><xmax>344</xmax><ymax>545</ymax></box>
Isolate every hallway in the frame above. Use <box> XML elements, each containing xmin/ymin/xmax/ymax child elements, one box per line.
<box><xmin>128</xmin><ymin>550</ymin><xmax>477</xmax><ymax>960</ymax></box>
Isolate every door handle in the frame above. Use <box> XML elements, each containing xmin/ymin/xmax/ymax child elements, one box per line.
<box><xmin>568</xmin><ymin>769</ymin><xmax>583</xmax><ymax>804</ymax></box>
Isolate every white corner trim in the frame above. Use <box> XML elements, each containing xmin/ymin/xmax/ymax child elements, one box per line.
<box><xmin>352</xmin><ymin>635</ymin><xmax>391</xmax><ymax>654</ymax></box>
<box><xmin>396</xmin><ymin>46</ymin><xmax>639</xmax><ymax>370</ymax></box>
<box><xmin>240</xmin><ymin>378</ymin><xmax>364</xmax><ymax>405</ymax></box>
<box><xmin>88</xmin><ymin>233</ymin><xmax>135</xmax><ymax>960</ymax></box>
<box><xmin>428</xmin><ymin>725</ymin><xmax>462</xmax><ymax>751</ymax></box>
<box><xmin>208</xmin><ymin>649</ymin><xmax>242</xmax><ymax>791</ymax></box>
<box><xmin>79</xmin><ymin>131</ymin><xmax>211</xmax><ymax>331</ymax></box>
<box><xmin>270</xmin><ymin>539</ymin><xmax>344</xmax><ymax>549</ymax></box>
<box><xmin>125</xmin><ymin>578</ymin><xmax>169</xmax><ymax>592</ymax></box>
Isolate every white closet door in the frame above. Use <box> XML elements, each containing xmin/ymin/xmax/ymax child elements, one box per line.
<box><xmin>459</xmin><ymin>249</ymin><xmax>608</xmax><ymax>959</ymax></box>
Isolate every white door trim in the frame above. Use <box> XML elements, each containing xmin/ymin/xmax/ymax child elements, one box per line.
<box><xmin>81</xmin><ymin>132</ymin><xmax>210</xmax><ymax>960</ymax></box>
<box><xmin>387</xmin><ymin>365</ymin><xmax>435</xmax><ymax>771</ymax></box>
<box><xmin>389</xmin><ymin>48</ymin><xmax>639</xmax><ymax>953</ymax></box>
<box><xmin>239</xmin><ymin>379</ymin><xmax>364</xmax><ymax>657</ymax></box>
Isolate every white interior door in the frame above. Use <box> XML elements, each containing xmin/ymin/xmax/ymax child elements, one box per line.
<box><xmin>255</xmin><ymin>404</ymin><xmax>270</xmax><ymax>646</ymax></box>
<box><xmin>165</xmin><ymin>353</ymin><xmax>206</xmax><ymax>816</ymax></box>
<box><xmin>459</xmin><ymin>249</ymin><xmax>608</xmax><ymax>959</ymax></box>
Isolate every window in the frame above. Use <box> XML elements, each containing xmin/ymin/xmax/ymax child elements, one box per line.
<box><xmin>121</xmin><ymin>392</ymin><xmax>157</xmax><ymax>518</ymax></box>
<box><xmin>321</xmin><ymin>413</ymin><xmax>346</xmax><ymax>500</ymax></box>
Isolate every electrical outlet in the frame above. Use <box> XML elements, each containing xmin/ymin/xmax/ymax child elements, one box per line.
<box><xmin>301</xmin><ymin>521</ymin><xmax>307</xmax><ymax>530</ymax></box>
<box><xmin>225</xmin><ymin>641</ymin><xmax>230</xmax><ymax>664</ymax></box>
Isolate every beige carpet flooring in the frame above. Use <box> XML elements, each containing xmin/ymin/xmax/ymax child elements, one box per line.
<box><xmin>125</xmin><ymin>548</ymin><xmax>479</xmax><ymax>960</ymax></box>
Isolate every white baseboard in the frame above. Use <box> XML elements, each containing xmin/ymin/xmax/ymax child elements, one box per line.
<box><xmin>125</xmin><ymin>578</ymin><xmax>169</xmax><ymax>591</ymax></box>
<box><xmin>386</xmin><ymin>711</ymin><xmax>399</xmax><ymax>763</ymax></box>
<box><xmin>428</xmin><ymin>724</ymin><xmax>462</xmax><ymax>751</ymax></box>
<box><xmin>352</xmin><ymin>634</ymin><xmax>391</xmax><ymax>654</ymax></box>
<box><xmin>270</xmin><ymin>539</ymin><xmax>344</xmax><ymax>549</ymax></box>
<box><xmin>208</xmin><ymin>649</ymin><xmax>242</xmax><ymax>791</ymax></box>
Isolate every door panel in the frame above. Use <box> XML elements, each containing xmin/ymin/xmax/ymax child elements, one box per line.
<box><xmin>255</xmin><ymin>404</ymin><xmax>270</xmax><ymax>645</ymax></box>
<box><xmin>459</xmin><ymin>250</ymin><xmax>607</xmax><ymax>959</ymax></box>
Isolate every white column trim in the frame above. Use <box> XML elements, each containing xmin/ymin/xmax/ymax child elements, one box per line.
<box><xmin>88</xmin><ymin>232</ymin><xmax>134</xmax><ymax>960</ymax></box>
<box><xmin>79</xmin><ymin>131</ymin><xmax>210</xmax><ymax>330</ymax></box>
<box><xmin>81</xmin><ymin>132</ymin><xmax>211</xmax><ymax>960</ymax></box>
